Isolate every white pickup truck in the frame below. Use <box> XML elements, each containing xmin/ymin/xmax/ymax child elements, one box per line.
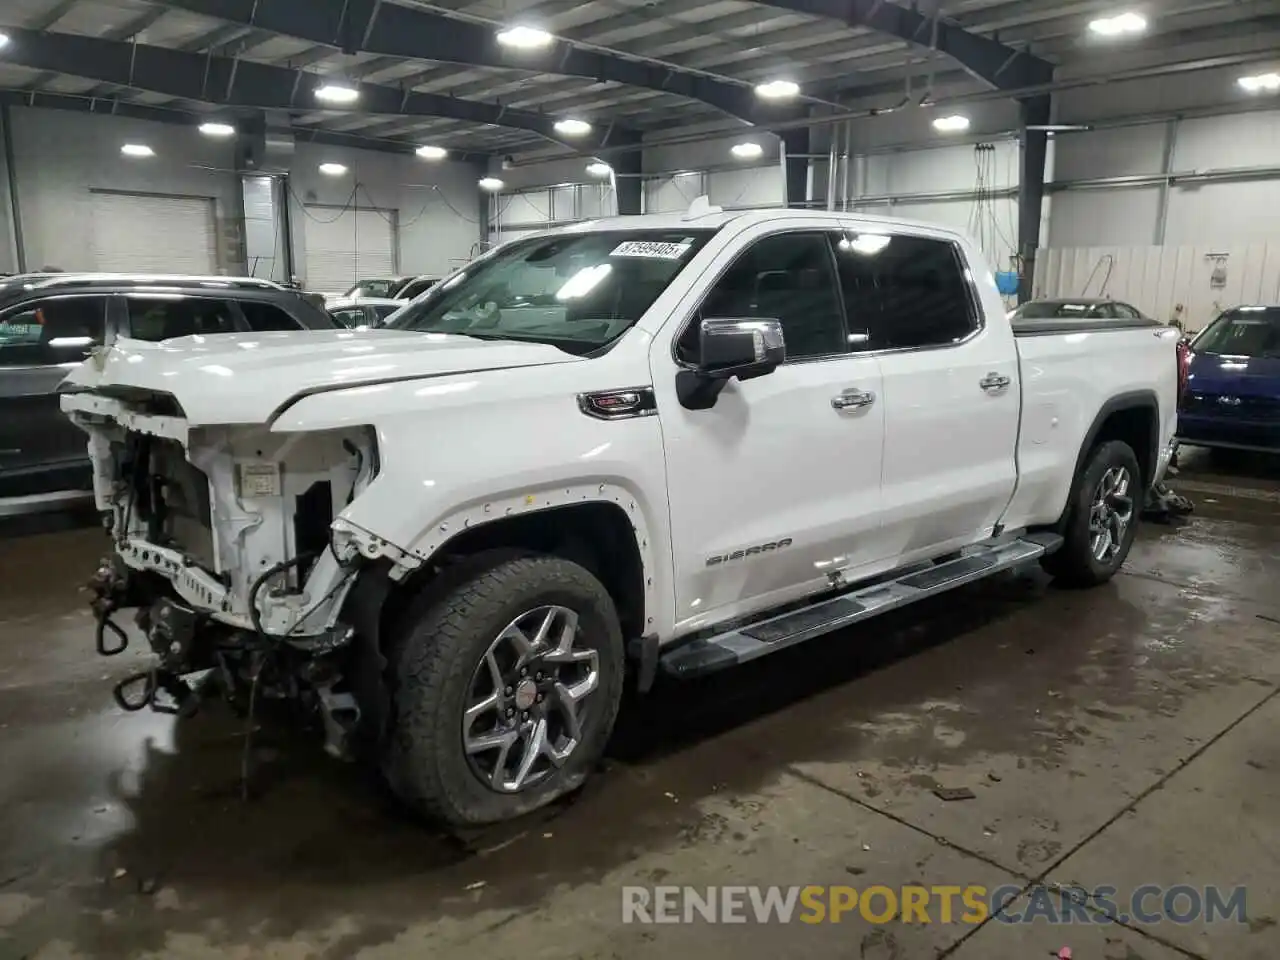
<box><xmin>62</xmin><ymin>206</ymin><xmax>1179</xmax><ymax>827</ymax></box>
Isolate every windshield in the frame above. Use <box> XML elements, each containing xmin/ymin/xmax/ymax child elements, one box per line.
<box><xmin>1193</xmin><ymin>307</ymin><xmax>1280</xmax><ymax>357</ymax></box>
<box><xmin>385</xmin><ymin>229</ymin><xmax>716</xmax><ymax>355</ymax></box>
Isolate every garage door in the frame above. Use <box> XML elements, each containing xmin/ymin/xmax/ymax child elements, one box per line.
<box><xmin>90</xmin><ymin>191</ymin><xmax>217</xmax><ymax>274</ymax></box>
<box><xmin>302</xmin><ymin>207</ymin><xmax>396</xmax><ymax>294</ymax></box>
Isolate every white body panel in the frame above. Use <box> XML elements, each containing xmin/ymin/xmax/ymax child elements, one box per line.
<box><xmin>61</xmin><ymin>209</ymin><xmax>1178</xmax><ymax>647</ymax></box>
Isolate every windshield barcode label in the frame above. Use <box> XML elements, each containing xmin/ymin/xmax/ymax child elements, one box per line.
<box><xmin>610</xmin><ymin>241</ymin><xmax>692</xmax><ymax>260</ymax></box>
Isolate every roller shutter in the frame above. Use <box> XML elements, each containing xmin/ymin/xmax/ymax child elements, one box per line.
<box><xmin>302</xmin><ymin>206</ymin><xmax>396</xmax><ymax>294</ymax></box>
<box><xmin>89</xmin><ymin>191</ymin><xmax>217</xmax><ymax>273</ymax></box>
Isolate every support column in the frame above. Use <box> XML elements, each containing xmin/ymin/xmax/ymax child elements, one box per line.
<box><xmin>2</xmin><ymin>104</ymin><xmax>26</xmax><ymax>273</ymax></box>
<box><xmin>475</xmin><ymin>161</ymin><xmax>492</xmax><ymax>251</ymax></box>
<box><xmin>781</xmin><ymin>128</ymin><xmax>810</xmax><ymax>209</ymax></box>
<box><xmin>614</xmin><ymin>137</ymin><xmax>643</xmax><ymax>216</ymax></box>
<box><xmin>1017</xmin><ymin>95</ymin><xmax>1051</xmax><ymax>304</ymax></box>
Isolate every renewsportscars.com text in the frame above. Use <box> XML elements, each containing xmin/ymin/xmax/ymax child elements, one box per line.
<box><xmin>622</xmin><ymin>884</ymin><xmax>1248</xmax><ymax>926</ymax></box>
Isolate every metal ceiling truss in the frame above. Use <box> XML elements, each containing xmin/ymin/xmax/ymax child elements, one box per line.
<box><xmin>143</xmin><ymin>0</ymin><xmax>801</xmax><ymax>126</ymax></box>
<box><xmin>0</xmin><ymin>88</ymin><xmax>490</xmax><ymax>160</ymax></box>
<box><xmin>748</xmin><ymin>0</ymin><xmax>1055</xmax><ymax>91</ymax></box>
<box><xmin>1</xmin><ymin>27</ymin><xmax>639</xmax><ymax>152</ymax></box>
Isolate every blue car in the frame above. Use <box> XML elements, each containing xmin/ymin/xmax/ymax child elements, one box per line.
<box><xmin>1177</xmin><ymin>306</ymin><xmax>1280</xmax><ymax>453</ymax></box>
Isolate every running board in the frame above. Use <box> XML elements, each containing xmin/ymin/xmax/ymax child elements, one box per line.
<box><xmin>659</xmin><ymin>532</ymin><xmax>1063</xmax><ymax>680</ymax></box>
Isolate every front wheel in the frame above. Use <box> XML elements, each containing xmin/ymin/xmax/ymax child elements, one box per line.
<box><xmin>1041</xmin><ymin>440</ymin><xmax>1142</xmax><ymax>587</ymax></box>
<box><xmin>383</xmin><ymin>555</ymin><xmax>625</xmax><ymax>827</ymax></box>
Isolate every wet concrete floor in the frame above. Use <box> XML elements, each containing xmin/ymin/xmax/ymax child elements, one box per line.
<box><xmin>1</xmin><ymin>449</ymin><xmax>1278</xmax><ymax>959</ymax></box>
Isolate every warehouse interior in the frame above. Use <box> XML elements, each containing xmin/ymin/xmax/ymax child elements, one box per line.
<box><xmin>1</xmin><ymin>1</ymin><xmax>1279</xmax><ymax>958</ymax></box>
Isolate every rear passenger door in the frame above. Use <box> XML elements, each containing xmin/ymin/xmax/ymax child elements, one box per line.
<box><xmin>834</xmin><ymin>229</ymin><xmax>1019</xmax><ymax>561</ymax></box>
<box><xmin>0</xmin><ymin>295</ymin><xmax>109</xmax><ymax>489</ymax></box>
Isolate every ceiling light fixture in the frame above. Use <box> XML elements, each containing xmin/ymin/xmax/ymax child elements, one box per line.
<box><xmin>586</xmin><ymin>161</ymin><xmax>613</xmax><ymax>177</ymax></box>
<box><xmin>120</xmin><ymin>143</ymin><xmax>155</xmax><ymax>158</ymax></box>
<box><xmin>755</xmin><ymin>79</ymin><xmax>800</xmax><ymax>100</ymax></box>
<box><xmin>932</xmin><ymin>114</ymin><xmax>971</xmax><ymax>133</ymax></box>
<box><xmin>0</xmin><ymin>33</ymin><xmax>10</xmax><ymax>49</ymax></box>
<box><xmin>198</xmin><ymin>122</ymin><xmax>236</xmax><ymax>138</ymax></box>
<box><xmin>1088</xmin><ymin>11</ymin><xmax>1148</xmax><ymax>36</ymax></box>
<box><xmin>478</xmin><ymin>176</ymin><xmax>505</xmax><ymax>191</ymax></box>
<box><xmin>1238</xmin><ymin>72</ymin><xmax>1280</xmax><ymax>93</ymax></box>
<box><xmin>319</xmin><ymin>162</ymin><xmax>348</xmax><ymax>176</ymax></box>
<box><xmin>554</xmin><ymin>118</ymin><xmax>592</xmax><ymax>136</ymax></box>
<box><xmin>315</xmin><ymin>83</ymin><xmax>359</xmax><ymax>104</ymax></box>
<box><xmin>496</xmin><ymin>25</ymin><xmax>554</xmax><ymax>49</ymax></box>
<box><xmin>416</xmin><ymin>144</ymin><xmax>448</xmax><ymax>159</ymax></box>
<box><xmin>731</xmin><ymin>141</ymin><xmax>763</xmax><ymax>159</ymax></box>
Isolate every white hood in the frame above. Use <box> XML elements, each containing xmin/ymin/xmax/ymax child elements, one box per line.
<box><xmin>61</xmin><ymin>329</ymin><xmax>578</xmax><ymax>425</ymax></box>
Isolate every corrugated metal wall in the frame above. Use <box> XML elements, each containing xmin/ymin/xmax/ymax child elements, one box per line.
<box><xmin>1036</xmin><ymin>244</ymin><xmax>1280</xmax><ymax>332</ymax></box>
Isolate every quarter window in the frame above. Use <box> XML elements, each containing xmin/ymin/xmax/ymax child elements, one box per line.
<box><xmin>239</xmin><ymin>300</ymin><xmax>302</xmax><ymax>332</ymax></box>
<box><xmin>330</xmin><ymin>307</ymin><xmax>367</xmax><ymax>329</ymax></box>
<box><xmin>832</xmin><ymin>233</ymin><xmax>977</xmax><ymax>350</ymax></box>
<box><xmin>0</xmin><ymin>296</ymin><xmax>108</xmax><ymax>366</ymax></box>
<box><xmin>684</xmin><ymin>232</ymin><xmax>846</xmax><ymax>362</ymax></box>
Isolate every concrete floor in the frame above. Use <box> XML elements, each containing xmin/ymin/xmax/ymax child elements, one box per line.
<box><xmin>1</xmin><ymin>450</ymin><xmax>1278</xmax><ymax>960</ymax></box>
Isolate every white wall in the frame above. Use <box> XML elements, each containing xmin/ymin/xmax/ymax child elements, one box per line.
<box><xmin>645</xmin><ymin>127</ymin><xmax>783</xmax><ymax>212</ymax></box>
<box><xmin>8</xmin><ymin>106</ymin><xmax>242</xmax><ymax>273</ymax></box>
<box><xmin>287</xmin><ymin>140</ymin><xmax>482</xmax><ymax>282</ymax></box>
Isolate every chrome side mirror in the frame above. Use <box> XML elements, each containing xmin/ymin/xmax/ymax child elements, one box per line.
<box><xmin>677</xmin><ymin>317</ymin><xmax>787</xmax><ymax>410</ymax></box>
<box><xmin>697</xmin><ymin>318</ymin><xmax>786</xmax><ymax>378</ymax></box>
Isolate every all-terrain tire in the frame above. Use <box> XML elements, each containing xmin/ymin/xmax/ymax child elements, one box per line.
<box><xmin>382</xmin><ymin>555</ymin><xmax>625</xmax><ymax>827</ymax></box>
<box><xmin>1041</xmin><ymin>439</ymin><xmax>1142</xmax><ymax>587</ymax></box>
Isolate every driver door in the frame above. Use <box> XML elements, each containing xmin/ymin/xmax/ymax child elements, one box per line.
<box><xmin>652</xmin><ymin>227</ymin><xmax>888</xmax><ymax>636</ymax></box>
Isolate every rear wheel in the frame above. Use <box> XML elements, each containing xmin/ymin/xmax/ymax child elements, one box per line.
<box><xmin>1042</xmin><ymin>440</ymin><xmax>1141</xmax><ymax>587</ymax></box>
<box><xmin>383</xmin><ymin>555</ymin><xmax>625</xmax><ymax>827</ymax></box>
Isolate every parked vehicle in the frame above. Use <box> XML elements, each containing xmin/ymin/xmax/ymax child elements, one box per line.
<box><xmin>342</xmin><ymin>277</ymin><xmax>412</xmax><ymax>299</ymax></box>
<box><xmin>0</xmin><ymin>274</ymin><xmax>334</xmax><ymax>502</ymax></box>
<box><xmin>327</xmin><ymin>296</ymin><xmax>405</xmax><ymax>329</ymax></box>
<box><xmin>61</xmin><ymin>208</ymin><xmax>1179</xmax><ymax>827</ymax></box>
<box><xmin>1011</xmin><ymin>297</ymin><xmax>1150</xmax><ymax>322</ymax></box>
<box><xmin>1177</xmin><ymin>305</ymin><xmax>1280</xmax><ymax>453</ymax></box>
<box><xmin>395</xmin><ymin>275</ymin><xmax>440</xmax><ymax>300</ymax></box>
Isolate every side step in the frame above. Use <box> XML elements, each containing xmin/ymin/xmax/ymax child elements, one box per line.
<box><xmin>659</xmin><ymin>532</ymin><xmax>1062</xmax><ymax>680</ymax></box>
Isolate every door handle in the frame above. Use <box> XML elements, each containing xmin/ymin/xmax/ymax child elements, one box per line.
<box><xmin>832</xmin><ymin>388</ymin><xmax>876</xmax><ymax>410</ymax></box>
<box><xmin>979</xmin><ymin>373</ymin><xmax>1011</xmax><ymax>392</ymax></box>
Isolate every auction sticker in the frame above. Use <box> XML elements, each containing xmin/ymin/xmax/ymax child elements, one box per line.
<box><xmin>610</xmin><ymin>241</ymin><xmax>692</xmax><ymax>260</ymax></box>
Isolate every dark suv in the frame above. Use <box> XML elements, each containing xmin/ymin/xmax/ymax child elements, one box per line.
<box><xmin>0</xmin><ymin>274</ymin><xmax>335</xmax><ymax>505</ymax></box>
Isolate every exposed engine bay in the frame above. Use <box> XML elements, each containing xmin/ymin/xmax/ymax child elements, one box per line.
<box><xmin>65</xmin><ymin>390</ymin><xmax>379</xmax><ymax>758</ymax></box>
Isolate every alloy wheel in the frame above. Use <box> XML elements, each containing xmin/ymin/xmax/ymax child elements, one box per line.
<box><xmin>461</xmin><ymin>605</ymin><xmax>600</xmax><ymax>793</ymax></box>
<box><xmin>1089</xmin><ymin>465</ymin><xmax>1134</xmax><ymax>564</ymax></box>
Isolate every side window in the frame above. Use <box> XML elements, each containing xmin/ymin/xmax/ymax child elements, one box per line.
<box><xmin>680</xmin><ymin>232</ymin><xmax>846</xmax><ymax>362</ymax></box>
<box><xmin>372</xmin><ymin>304</ymin><xmax>402</xmax><ymax>323</ymax></box>
<box><xmin>127</xmin><ymin>297</ymin><xmax>238</xmax><ymax>340</ymax></box>
<box><xmin>833</xmin><ymin>233</ymin><xmax>977</xmax><ymax>350</ymax></box>
<box><xmin>0</xmin><ymin>296</ymin><xmax>107</xmax><ymax>366</ymax></box>
<box><xmin>330</xmin><ymin>308</ymin><xmax>366</xmax><ymax>329</ymax></box>
<box><xmin>1113</xmin><ymin>303</ymin><xmax>1140</xmax><ymax>320</ymax></box>
<box><xmin>240</xmin><ymin>300</ymin><xmax>302</xmax><ymax>332</ymax></box>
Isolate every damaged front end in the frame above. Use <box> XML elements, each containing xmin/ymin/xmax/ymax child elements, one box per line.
<box><xmin>65</xmin><ymin>387</ymin><xmax>385</xmax><ymax>758</ymax></box>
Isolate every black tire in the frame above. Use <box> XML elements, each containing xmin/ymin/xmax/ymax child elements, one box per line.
<box><xmin>383</xmin><ymin>554</ymin><xmax>625</xmax><ymax>827</ymax></box>
<box><xmin>1041</xmin><ymin>439</ymin><xmax>1142</xmax><ymax>587</ymax></box>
